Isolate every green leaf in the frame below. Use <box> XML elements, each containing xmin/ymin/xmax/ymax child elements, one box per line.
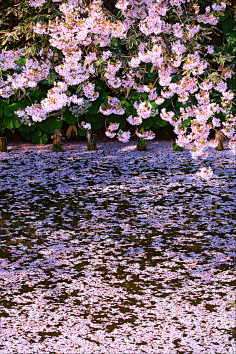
<box><xmin>92</xmin><ymin>118</ymin><xmax>105</xmax><ymax>130</ymax></box>
<box><xmin>0</xmin><ymin>99</ymin><xmax>7</xmax><ymax>108</ymax></box>
<box><xmin>4</xmin><ymin>103</ymin><xmax>19</xmax><ymax>117</ymax></box>
<box><xmin>225</xmin><ymin>44</ymin><xmax>236</xmax><ymax>56</ymax></box>
<box><xmin>125</xmin><ymin>105</ymin><xmax>134</xmax><ymax>116</ymax></box>
<box><xmin>77</xmin><ymin>127</ymin><xmax>87</xmax><ymax>136</ymax></box>
<box><xmin>172</xmin><ymin>143</ymin><xmax>184</xmax><ymax>151</ymax></box>
<box><xmin>127</xmin><ymin>38</ymin><xmax>137</xmax><ymax>49</ymax></box>
<box><xmin>15</xmin><ymin>57</ymin><xmax>26</xmax><ymax>66</ymax></box>
<box><xmin>39</xmin><ymin>118</ymin><xmax>63</xmax><ymax>134</ymax></box>
<box><xmin>119</xmin><ymin>97</ymin><xmax>130</xmax><ymax>108</ymax></box>
<box><xmin>17</xmin><ymin>100</ymin><xmax>29</xmax><ymax>109</ymax></box>
<box><xmin>98</xmin><ymin>89</ymin><xmax>108</xmax><ymax>102</ymax></box>
<box><xmin>32</xmin><ymin>130</ymin><xmax>48</xmax><ymax>144</ymax></box>
<box><xmin>0</xmin><ymin>107</ymin><xmax>3</xmax><ymax>118</ymax></box>
<box><xmin>110</xmin><ymin>38</ymin><xmax>122</xmax><ymax>54</ymax></box>
<box><xmin>117</xmin><ymin>119</ymin><xmax>126</xmax><ymax>129</ymax></box>
<box><xmin>131</xmin><ymin>92</ymin><xmax>139</xmax><ymax>101</ymax></box>
<box><xmin>64</xmin><ymin>108</ymin><xmax>77</xmax><ymax>124</ymax></box>
<box><xmin>29</xmin><ymin>90</ymin><xmax>47</xmax><ymax>102</ymax></box>
<box><xmin>183</xmin><ymin>118</ymin><xmax>192</xmax><ymax>127</ymax></box>
<box><xmin>219</xmin><ymin>12</ymin><xmax>230</xmax><ymax>22</ymax></box>
<box><xmin>19</xmin><ymin>124</ymin><xmax>36</xmax><ymax>133</ymax></box>
<box><xmin>95</xmin><ymin>81</ymin><xmax>104</xmax><ymax>93</ymax></box>
<box><xmin>175</xmin><ymin>101</ymin><xmax>188</xmax><ymax>108</ymax></box>
<box><xmin>88</xmin><ymin>91</ymin><xmax>107</xmax><ymax>115</ymax></box>
<box><xmin>21</xmin><ymin>131</ymin><xmax>33</xmax><ymax>142</ymax></box>
<box><xmin>227</xmin><ymin>31</ymin><xmax>236</xmax><ymax>44</ymax></box>
<box><xmin>88</xmin><ymin>103</ymin><xmax>100</xmax><ymax>115</ymax></box>
<box><xmin>153</xmin><ymin>116</ymin><xmax>169</xmax><ymax>127</ymax></box>
<box><xmin>151</xmin><ymin>101</ymin><xmax>159</xmax><ymax>110</ymax></box>
<box><xmin>141</xmin><ymin>93</ymin><xmax>148</xmax><ymax>101</ymax></box>
<box><xmin>86</xmin><ymin>113</ymin><xmax>103</xmax><ymax>123</ymax></box>
<box><xmin>161</xmin><ymin>99</ymin><xmax>171</xmax><ymax>108</ymax></box>
<box><xmin>141</xmin><ymin>117</ymin><xmax>154</xmax><ymax>130</ymax></box>
<box><xmin>144</xmin><ymin>72</ymin><xmax>157</xmax><ymax>83</ymax></box>
<box><xmin>222</xmin><ymin>19</ymin><xmax>234</xmax><ymax>35</ymax></box>
<box><xmin>108</xmin><ymin>115</ymin><xmax>126</xmax><ymax>129</ymax></box>
<box><xmin>3</xmin><ymin>115</ymin><xmax>22</xmax><ymax>129</ymax></box>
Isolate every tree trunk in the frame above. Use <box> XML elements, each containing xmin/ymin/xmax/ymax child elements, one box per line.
<box><xmin>137</xmin><ymin>137</ymin><xmax>146</xmax><ymax>151</ymax></box>
<box><xmin>215</xmin><ymin>130</ymin><xmax>224</xmax><ymax>151</ymax></box>
<box><xmin>0</xmin><ymin>137</ymin><xmax>7</xmax><ymax>152</ymax></box>
<box><xmin>52</xmin><ymin>129</ymin><xmax>63</xmax><ymax>152</ymax></box>
<box><xmin>87</xmin><ymin>131</ymin><xmax>97</xmax><ymax>150</ymax></box>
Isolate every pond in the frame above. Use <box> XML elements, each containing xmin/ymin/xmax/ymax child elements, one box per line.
<box><xmin>0</xmin><ymin>141</ymin><xmax>235</xmax><ymax>353</ymax></box>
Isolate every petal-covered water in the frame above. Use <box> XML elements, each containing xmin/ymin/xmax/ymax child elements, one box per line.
<box><xmin>0</xmin><ymin>141</ymin><xmax>235</xmax><ymax>354</ymax></box>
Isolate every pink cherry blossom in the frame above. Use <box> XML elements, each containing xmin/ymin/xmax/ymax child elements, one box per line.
<box><xmin>127</xmin><ymin>115</ymin><xmax>142</xmax><ymax>125</ymax></box>
<box><xmin>108</xmin><ymin>123</ymin><xmax>120</xmax><ymax>131</ymax></box>
<box><xmin>117</xmin><ymin>130</ymin><xmax>131</xmax><ymax>142</ymax></box>
<box><xmin>136</xmin><ymin>130</ymin><xmax>155</xmax><ymax>140</ymax></box>
<box><xmin>197</xmin><ymin>166</ymin><xmax>214</xmax><ymax>180</ymax></box>
<box><xmin>105</xmin><ymin>130</ymin><xmax>116</xmax><ymax>138</ymax></box>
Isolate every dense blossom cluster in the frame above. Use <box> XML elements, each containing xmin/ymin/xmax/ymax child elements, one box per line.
<box><xmin>16</xmin><ymin>104</ymin><xmax>47</xmax><ymax>124</ymax></box>
<box><xmin>100</xmin><ymin>97</ymin><xmax>125</xmax><ymax>116</ymax></box>
<box><xmin>117</xmin><ymin>129</ymin><xmax>131</xmax><ymax>142</ymax></box>
<box><xmin>105</xmin><ymin>122</ymin><xmax>120</xmax><ymax>138</ymax></box>
<box><xmin>15</xmin><ymin>81</ymin><xmax>84</xmax><ymax>122</ymax></box>
<box><xmin>136</xmin><ymin>130</ymin><xmax>155</xmax><ymax>140</ymax></box>
<box><xmin>0</xmin><ymin>0</ymin><xmax>235</xmax><ymax>170</ymax></box>
<box><xmin>0</xmin><ymin>49</ymin><xmax>51</xmax><ymax>98</ymax></box>
<box><xmin>222</xmin><ymin>115</ymin><xmax>236</xmax><ymax>154</ymax></box>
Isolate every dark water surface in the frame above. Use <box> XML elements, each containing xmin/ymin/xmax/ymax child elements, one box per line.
<box><xmin>0</xmin><ymin>142</ymin><xmax>235</xmax><ymax>353</ymax></box>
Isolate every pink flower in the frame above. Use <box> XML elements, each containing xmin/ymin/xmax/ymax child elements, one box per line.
<box><xmin>160</xmin><ymin>108</ymin><xmax>175</xmax><ymax>123</ymax></box>
<box><xmin>41</xmin><ymin>93</ymin><xmax>67</xmax><ymax>113</ymax></box>
<box><xmin>172</xmin><ymin>23</ymin><xmax>184</xmax><ymax>38</ymax></box>
<box><xmin>206</xmin><ymin>45</ymin><xmax>214</xmax><ymax>54</ymax></box>
<box><xmin>101</xmin><ymin>51</ymin><xmax>112</xmax><ymax>61</ymax></box>
<box><xmin>155</xmin><ymin>97</ymin><xmax>165</xmax><ymax>105</ymax></box>
<box><xmin>129</xmin><ymin>57</ymin><xmax>141</xmax><ymax>68</ymax></box>
<box><xmin>127</xmin><ymin>116</ymin><xmax>142</xmax><ymax>125</ymax></box>
<box><xmin>172</xmin><ymin>41</ymin><xmax>186</xmax><ymax>55</ymax></box>
<box><xmin>99</xmin><ymin>98</ymin><xmax>125</xmax><ymax>116</ymax></box>
<box><xmin>83</xmin><ymin>83</ymin><xmax>99</xmax><ymax>101</ymax></box>
<box><xmin>81</xmin><ymin>122</ymin><xmax>91</xmax><ymax>130</ymax></box>
<box><xmin>105</xmin><ymin>130</ymin><xmax>116</xmax><ymax>138</ymax></box>
<box><xmin>197</xmin><ymin>167</ymin><xmax>214</xmax><ymax>180</ymax></box>
<box><xmin>136</xmin><ymin>101</ymin><xmax>152</xmax><ymax>119</ymax></box>
<box><xmin>222</xmin><ymin>91</ymin><xmax>234</xmax><ymax>101</ymax></box>
<box><xmin>52</xmin><ymin>81</ymin><xmax>68</xmax><ymax>93</ymax></box>
<box><xmin>29</xmin><ymin>0</ymin><xmax>46</xmax><ymax>7</ymax></box>
<box><xmin>68</xmin><ymin>95</ymin><xmax>84</xmax><ymax>105</ymax></box>
<box><xmin>148</xmin><ymin>89</ymin><xmax>158</xmax><ymax>101</ymax></box>
<box><xmin>215</xmin><ymin>81</ymin><xmax>227</xmax><ymax>93</ymax></box>
<box><xmin>136</xmin><ymin>130</ymin><xmax>155</xmax><ymax>140</ymax></box>
<box><xmin>108</xmin><ymin>123</ymin><xmax>120</xmax><ymax>131</ymax></box>
<box><xmin>117</xmin><ymin>130</ymin><xmax>131</xmax><ymax>142</ymax></box>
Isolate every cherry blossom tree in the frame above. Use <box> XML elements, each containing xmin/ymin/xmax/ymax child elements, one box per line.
<box><xmin>0</xmin><ymin>0</ymin><xmax>235</xmax><ymax>176</ymax></box>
